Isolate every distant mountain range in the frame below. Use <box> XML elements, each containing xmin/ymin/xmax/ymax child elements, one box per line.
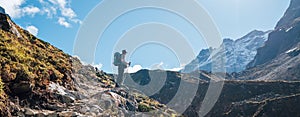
<box><xmin>184</xmin><ymin>0</ymin><xmax>300</xmax><ymax>81</ymax></box>
<box><xmin>183</xmin><ymin>30</ymin><xmax>271</xmax><ymax>73</ymax></box>
<box><xmin>128</xmin><ymin>1</ymin><xmax>300</xmax><ymax>116</ymax></box>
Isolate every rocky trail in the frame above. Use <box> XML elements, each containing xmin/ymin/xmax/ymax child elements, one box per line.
<box><xmin>10</xmin><ymin>62</ymin><xmax>178</xmax><ymax>117</ymax></box>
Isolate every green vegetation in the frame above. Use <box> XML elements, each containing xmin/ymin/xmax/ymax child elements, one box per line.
<box><xmin>138</xmin><ymin>103</ymin><xmax>153</xmax><ymax>112</ymax></box>
<box><xmin>0</xmin><ymin>76</ymin><xmax>5</xmax><ymax>105</ymax></box>
<box><xmin>95</xmin><ymin>71</ymin><xmax>116</xmax><ymax>88</ymax></box>
<box><xmin>0</xmin><ymin>15</ymin><xmax>75</xmax><ymax>115</ymax></box>
<box><xmin>0</xmin><ymin>17</ymin><xmax>74</xmax><ymax>89</ymax></box>
<box><xmin>0</xmin><ymin>75</ymin><xmax>8</xmax><ymax>116</ymax></box>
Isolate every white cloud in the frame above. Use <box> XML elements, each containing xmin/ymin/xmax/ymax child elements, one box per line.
<box><xmin>0</xmin><ymin>0</ymin><xmax>80</xmax><ymax>28</ymax></box>
<box><xmin>167</xmin><ymin>67</ymin><xmax>183</xmax><ymax>72</ymax></box>
<box><xmin>70</xmin><ymin>18</ymin><xmax>82</xmax><ymax>24</ymax></box>
<box><xmin>91</xmin><ymin>63</ymin><xmax>103</xmax><ymax>70</ymax></box>
<box><xmin>61</xmin><ymin>7</ymin><xmax>76</xmax><ymax>18</ymax></box>
<box><xmin>126</xmin><ymin>65</ymin><xmax>143</xmax><ymax>73</ymax></box>
<box><xmin>42</xmin><ymin>8</ymin><xmax>51</xmax><ymax>17</ymax></box>
<box><xmin>26</xmin><ymin>25</ymin><xmax>39</xmax><ymax>36</ymax></box>
<box><xmin>39</xmin><ymin>0</ymin><xmax>46</xmax><ymax>3</ymax></box>
<box><xmin>48</xmin><ymin>0</ymin><xmax>59</xmax><ymax>5</ymax></box>
<box><xmin>150</xmin><ymin>62</ymin><xmax>184</xmax><ymax>71</ymax></box>
<box><xmin>58</xmin><ymin>17</ymin><xmax>71</xmax><ymax>28</ymax></box>
<box><xmin>150</xmin><ymin>62</ymin><xmax>164</xmax><ymax>70</ymax></box>
<box><xmin>41</xmin><ymin>6</ymin><xmax>57</xmax><ymax>18</ymax></box>
<box><xmin>0</xmin><ymin>0</ymin><xmax>24</xmax><ymax>18</ymax></box>
<box><xmin>42</xmin><ymin>0</ymin><xmax>80</xmax><ymax>27</ymax></box>
<box><xmin>73</xmin><ymin>55</ymin><xmax>103</xmax><ymax>70</ymax></box>
<box><xmin>0</xmin><ymin>0</ymin><xmax>41</xmax><ymax>18</ymax></box>
<box><xmin>22</xmin><ymin>6</ymin><xmax>40</xmax><ymax>16</ymax></box>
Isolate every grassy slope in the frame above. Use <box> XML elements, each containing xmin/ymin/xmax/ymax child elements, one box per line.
<box><xmin>0</xmin><ymin>14</ymin><xmax>74</xmax><ymax>115</ymax></box>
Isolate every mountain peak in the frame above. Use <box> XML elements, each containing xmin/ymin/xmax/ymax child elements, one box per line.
<box><xmin>223</xmin><ymin>38</ymin><xmax>234</xmax><ymax>42</ymax></box>
<box><xmin>239</xmin><ymin>30</ymin><xmax>265</xmax><ymax>39</ymax></box>
<box><xmin>275</xmin><ymin>0</ymin><xmax>300</xmax><ymax>29</ymax></box>
<box><xmin>183</xmin><ymin>30</ymin><xmax>270</xmax><ymax>73</ymax></box>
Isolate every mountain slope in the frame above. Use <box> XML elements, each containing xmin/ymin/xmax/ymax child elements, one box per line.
<box><xmin>239</xmin><ymin>0</ymin><xmax>300</xmax><ymax>81</ymax></box>
<box><xmin>276</xmin><ymin>0</ymin><xmax>300</xmax><ymax>29</ymax></box>
<box><xmin>248</xmin><ymin>0</ymin><xmax>300</xmax><ymax>67</ymax></box>
<box><xmin>0</xmin><ymin>12</ymin><xmax>75</xmax><ymax>116</ymax></box>
<box><xmin>183</xmin><ymin>30</ymin><xmax>270</xmax><ymax>73</ymax></box>
<box><xmin>0</xmin><ymin>12</ymin><xmax>178</xmax><ymax>116</ymax></box>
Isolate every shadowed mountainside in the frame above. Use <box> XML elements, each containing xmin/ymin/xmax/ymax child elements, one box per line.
<box><xmin>238</xmin><ymin>0</ymin><xmax>300</xmax><ymax>81</ymax></box>
<box><xmin>126</xmin><ymin>69</ymin><xmax>300</xmax><ymax>117</ymax></box>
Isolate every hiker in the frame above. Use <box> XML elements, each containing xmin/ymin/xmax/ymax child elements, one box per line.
<box><xmin>113</xmin><ymin>50</ymin><xmax>130</xmax><ymax>86</ymax></box>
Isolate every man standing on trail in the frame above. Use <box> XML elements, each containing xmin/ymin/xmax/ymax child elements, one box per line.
<box><xmin>116</xmin><ymin>50</ymin><xmax>130</xmax><ymax>86</ymax></box>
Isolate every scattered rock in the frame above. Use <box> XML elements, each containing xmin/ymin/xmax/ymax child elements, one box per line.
<box><xmin>11</xmin><ymin>81</ymin><xmax>33</xmax><ymax>95</ymax></box>
<box><xmin>35</xmin><ymin>112</ymin><xmax>46</xmax><ymax>117</ymax></box>
<box><xmin>42</xmin><ymin>103</ymin><xmax>65</xmax><ymax>111</ymax></box>
<box><xmin>59</xmin><ymin>94</ymin><xmax>75</xmax><ymax>103</ymax></box>
<box><xmin>90</xmin><ymin>105</ymin><xmax>103</xmax><ymax>113</ymax></box>
<box><xmin>58</xmin><ymin>111</ymin><xmax>80</xmax><ymax>117</ymax></box>
<box><xmin>24</xmin><ymin>108</ymin><xmax>36</xmax><ymax>116</ymax></box>
<box><xmin>46</xmin><ymin>112</ymin><xmax>58</xmax><ymax>117</ymax></box>
<box><xmin>125</xmin><ymin>100</ymin><xmax>136</xmax><ymax>111</ymax></box>
<box><xmin>16</xmin><ymin>111</ymin><xmax>25</xmax><ymax>117</ymax></box>
<box><xmin>79</xmin><ymin>106</ymin><xmax>90</xmax><ymax>113</ymax></box>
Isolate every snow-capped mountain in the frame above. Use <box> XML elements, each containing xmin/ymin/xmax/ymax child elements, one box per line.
<box><xmin>182</xmin><ymin>30</ymin><xmax>271</xmax><ymax>73</ymax></box>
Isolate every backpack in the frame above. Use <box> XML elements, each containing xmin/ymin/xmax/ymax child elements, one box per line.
<box><xmin>113</xmin><ymin>52</ymin><xmax>122</xmax><ymax>66</ymax></box>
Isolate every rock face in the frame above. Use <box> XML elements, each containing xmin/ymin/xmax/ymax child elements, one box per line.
<box><xmin>183</xmin><ymin>30</ymin><xmax>270</xmax><ymax>73</ymax></box>
<box><xmin>238</xmin><ymin>0</ymin><xmax>300</xmax><ymax>80</ymax></box>
<box><xmin>0</xmin><ymin>13</ymin><xmax>10</xmax><ymax>32</ymax></box>
<box><xmin>248</xmin><ymin>0</ymin><xmax>300</xmax><ymax>67</ymax></box>
<box><xmin>276</xmin><ymin>0</ymin><xmax>300</xmax><ymax>29</ymax></box>
<box><xmin>182</xmin><ymin>48</ymin><xmax>211</xmax><ymax>72</ymax></box>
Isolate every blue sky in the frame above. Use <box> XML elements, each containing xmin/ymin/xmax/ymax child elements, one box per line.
<box><xmin>0</xmin><ymin>0</ymin><xmax>290</xmax><ymax>73</ymax></box>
